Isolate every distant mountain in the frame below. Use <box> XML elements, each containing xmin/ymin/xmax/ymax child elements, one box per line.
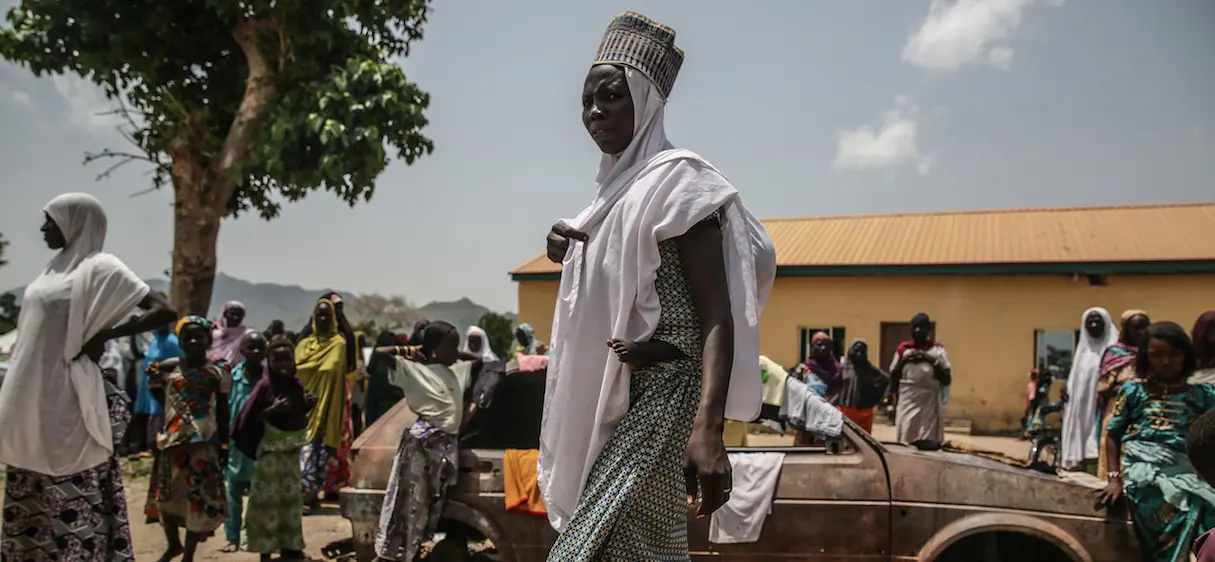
<box><xmin>5</xmin><ymin>273</ymin><xmax>513</xmax><ymax>334</ymax></box>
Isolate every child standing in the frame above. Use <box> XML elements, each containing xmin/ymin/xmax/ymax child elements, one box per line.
<box><xmin>221</xmin><ymin>332</ymin><xmax>268</xmax><ymax>553</ymax></box>
<box><xmin>147</xmin><ymin>316</ymin><xmax>231</xmax><ymax>562</ymax></box>
<box><xmin>373</xmin><ymin>321</ymin><xmax>480</xmax><ymax>562</ymax></box>
<box><xmin>232</xmin><ymin>335</ymin><xmax>315</xmax><ymax>561</ymax></box>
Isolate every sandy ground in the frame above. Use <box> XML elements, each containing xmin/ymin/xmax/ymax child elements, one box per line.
<box><xmin>4</xmin><ymin>424</ymin><xmax>1032</xmax><ymax>561</ymax></box>
<box><xmin>121</xmin><ymin>470</ymin><xmax>352</xmax><ymax>562</ymax></box>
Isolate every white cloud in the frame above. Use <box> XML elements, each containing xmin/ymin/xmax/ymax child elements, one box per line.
<box><xmin>833</xmin><ymin>96</ymin><xmax>935</xmax><ymax>174</ymax></box>
<box><xmin>9</xmin><ymin>90</ymin><xmax>33</xmax><ymax>107</ymax></box>
<box><xmin>50</xmin><ymin>74</ymin><xmax>120</xmax><ymax>135</ymax></box>
<box><xmin>902</xmin><ymin>0</ymin><xmax>1057</xmax><ymax>73</ymax></box>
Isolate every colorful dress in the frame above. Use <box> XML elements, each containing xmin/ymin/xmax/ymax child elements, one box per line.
<box><xmin>224</xmin><ymin>362</ymin><xmax>260</xmax><ymax>544</ymax></box>
<box><xmin>1106</xmin><ymin>380</ymin><xmax>1215</xmax><ymax>562</ymax></box>
<box><xmin>245</xmin><ymin>425</ymin><xmax>308</xmax><ymax>553</ymax></box>
<box><xmin>1</xmin><ymin>379</ymin><xmax>135</xmax><ymax>561</ymax></box>
<box><xmin>295</xmin><ymin>324</ymin><xmax>348</xmax><ymax>504</ymax></box>
<box><xmin>147</xmin><ymin>361</ymin><xmax>231</xmax><ymax>535</ymax></box>
<box><xmin>1097</xmin><ymin>342</ymin><xmax>1139</xmax><ymax>479</ymax></box>
<box><xmin>548</xmin><ymin>236</ymin><xmax>705</xmax><ymax>561</ymax></box>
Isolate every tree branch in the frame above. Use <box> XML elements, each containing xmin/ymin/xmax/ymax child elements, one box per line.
<box><xmin>206</xmin><ymin>17</ymin><xmax>279</xmax><ymax>211</ymax></box>
<box><xmin>83</xmin><ymin>148</ymin><xmax>167</xmax><ymax>183</ymax></box>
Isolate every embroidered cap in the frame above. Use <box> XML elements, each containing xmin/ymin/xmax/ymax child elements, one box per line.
<box><xmin>594</xmin><ymin>11</ymin><xmax>685</xmax><ymax>100</ymax></box>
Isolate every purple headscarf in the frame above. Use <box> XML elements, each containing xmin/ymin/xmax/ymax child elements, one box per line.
<box><xmin>210</xmin><ymin>301</ymin><xmax>251</xmax><ymax>364</ymax></box>
<box><xmin>802</xmin><ymin>331</ymin><xmax>843</xmax><ymax>395</ymax></box>
<box><xmin>231</xmin><ymin>363</ymin><xmax>308</xmax><ymax>459</ymax></box>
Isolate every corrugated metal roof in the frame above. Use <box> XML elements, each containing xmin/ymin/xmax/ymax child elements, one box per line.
<box><xmin>511</xmin><ymin>202</ymin><xmax>1215</xmax><ymax>275</ymax></box>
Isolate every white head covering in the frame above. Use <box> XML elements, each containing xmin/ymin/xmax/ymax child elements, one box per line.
<box><xmin>45</xmin><ymin>193</ymin><xmax>108</xmax><ymax>273</ymax></box>
<box><xmin>1061</xmin><ymin>307</ymin><xmax>1119</xmax><ymax>469</ymax></box>
<box><xmin>539</xmin><ymin>66</ymin><xmax>777</xmax><ymax>532</ymax></box>
<box><xmin>0</xmin><ymin>193</ymin><xmax>151</xmax><ymax>475</ymax></box>
<box><xmin>462</xmin><ymin>326</ymin><xmax>498</xmax><ymax>362</ymax></box>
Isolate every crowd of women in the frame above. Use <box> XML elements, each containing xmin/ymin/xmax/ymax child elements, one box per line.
<box><xmin>6</xmin><ymin>11</ymin><xmax>1215</xmax><ymax>562</ymax></box>
<box><xmin>1047</xmin><ymin>307</ymin><xmax>1215</xmax><ymax>561</ymax></box>
<box><xmin>0</xmin><ymin>190</ymin><xmax>542</xmax><ymax>562</ymax></box>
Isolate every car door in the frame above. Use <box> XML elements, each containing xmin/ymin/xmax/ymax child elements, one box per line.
<box><xmin>688</xmin><ymin>424</ymin><xmax>893</xmax><ymax>561</ymax></box>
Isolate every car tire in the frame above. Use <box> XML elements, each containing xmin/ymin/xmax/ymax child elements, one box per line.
<box><xmin>425</xmin><ymin>539</ymin><xmax>472</xmax><ymax>562</ymax></box>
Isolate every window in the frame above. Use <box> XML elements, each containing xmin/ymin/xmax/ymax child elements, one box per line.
<box><xmin>1033</xmin><ymin>329</ymin><xmax>1079</xmax><ymax>380</ymax></box>
<box><xmin>799</xmin><ymin>326</ymin><xmax>847</xmax><ymax>361</ymax></box>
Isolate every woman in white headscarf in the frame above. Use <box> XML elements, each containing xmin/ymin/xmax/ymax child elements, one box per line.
<box><xmin>540</xmin><ymin>12</ymin><xmax>776</xmax><ymax>561</ymax></box>
<box><xmin>1061</xmin><ymin>307</ymin><xmax>1119</xmax><ymax>472</ymax></box>
<box><xmin>462</xmin><ymin>326</ymin><xmax>498</xmax><ymax>362</ymax></box>
<box><xmin>0</xmin><ymin>193</ymin><xmax>176</xmax><ymax>562</ymax></box>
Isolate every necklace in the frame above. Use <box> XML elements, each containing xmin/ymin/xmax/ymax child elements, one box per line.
<box><xmin>1151</xmin><ymin>379</ymin><xmax>1187</xmax><ymax>394</ymax></box>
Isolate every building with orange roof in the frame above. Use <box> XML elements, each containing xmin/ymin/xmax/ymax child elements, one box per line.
<box><xmin>510</xmin><ymin>202</ymin><xmax>1215</xmax><ymax>434</ymax></box>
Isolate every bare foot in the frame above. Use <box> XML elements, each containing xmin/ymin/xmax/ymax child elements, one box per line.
<box><xmin>157</xmin><ymin>544</ymin><xmax>184</xmax><ymax>562</ymax></box>
<box><xmin>220</xmin><ymin>542</ymin><xmax>240</xmax><ymax>553</ymax></box>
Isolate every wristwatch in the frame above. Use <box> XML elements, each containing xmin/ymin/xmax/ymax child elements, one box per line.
<box><xmin>1107</xmin><ymin>470</ymin><xmax>1122</xmax><ymax>479</ymax></box>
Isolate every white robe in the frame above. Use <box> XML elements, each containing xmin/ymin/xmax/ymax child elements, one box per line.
<box><xmin>1061</xmin><ymin>307</ymin><xmax>1118</xmax><ymax>470</ymax></box>
<box><xmin>0</xmin><ymin>193</ymin><xmax>150</xmax><ymax>476</ymax></box>
<box><xmin>538</xmin><ymin>68</ymin><xmax>777</xmax><ymax>532</ymax></box>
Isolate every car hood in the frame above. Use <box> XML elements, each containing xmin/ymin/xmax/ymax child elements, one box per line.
<box><xmin>882</xmin><ymin>442</ymin><xmax>1119</xmax><ymax>519</ymax></box>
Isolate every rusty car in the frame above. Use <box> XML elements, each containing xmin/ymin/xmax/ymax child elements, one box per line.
<box><xmin>333</xmin><ymin>366</ymin><xmax>1141</xmax><ymax>562</ymax></box>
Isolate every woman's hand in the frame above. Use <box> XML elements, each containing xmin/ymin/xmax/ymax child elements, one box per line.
<box><xmin>76</xmin><ymin>330</ymin><xmax>113</xmax><ymax>362</ymax></box>
<box><xmin>685</xmin><ymin>426</ymin><xmax>732</xmax><ymax>518</ymax></box>
<box><xmin>265</xmin><ymin>396</ymin><xmax>290</xmax><ymax>415</ymax></box>
<box><xmin>546</xmin><ymin>223</ymin><xmax>588</xmax><ymax>263</ymax></box>
<box><xmin>1094</xmin><ymin>477</ymin><xmax>1123</xmax><ymax>510</ymax></box>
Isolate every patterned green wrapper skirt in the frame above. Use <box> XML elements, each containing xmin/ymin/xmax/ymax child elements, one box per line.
<box><xmin>245</xmin><ymin>425</ymin><xmax>309</xmax><ymax>554</ymax></box>
<box><xmin>547</xmin><ymin>361</ymin><xmax>702</xmax><ymax>562</ymax></box>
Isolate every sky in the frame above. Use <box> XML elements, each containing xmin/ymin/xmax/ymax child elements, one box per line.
<box><xmin>0</xmin><ymin>0</ymin><xmax>1212</xmax><ymax>313</ymax></box>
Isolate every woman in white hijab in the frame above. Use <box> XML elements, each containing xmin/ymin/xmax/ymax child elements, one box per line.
<box><xmin>0</xmin><ymin>193</ymin><xmax>176</xmax><ymax>562</ymax></box>
<box><xmin>540</xmin><ymin>12</ymin><xmax>776</xmax><ymax>561</ymax></box>
<box><xmin>462</xmin><ymin>326</ymin><xmax>498</xmax><ymax>362</ymax></box>
<box><xmin>1061</xmin><ymin>307</ymin><xmax>1119</xmax><ymax>472</ymax></box>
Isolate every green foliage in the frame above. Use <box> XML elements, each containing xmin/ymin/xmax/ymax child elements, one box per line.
<box><xmin>0</xmin><ymin>293</ymin><xmax>19</xmax><ymax>334</ymax></box>
<box><xmin>0</xmin><ymin>0</ymin><xmax>434</xmax><ymax>218</ymax></box>
<box><xmin>0</xmin><ymin>234</ymin><xmax>14</xmax><ymax>334</ymax></box>
<box><xmin>478</xmin><ymin>312</ymin><xmax>516</xmax><ymax>360</ymax></box>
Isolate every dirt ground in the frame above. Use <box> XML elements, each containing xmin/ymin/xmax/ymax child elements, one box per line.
<box><xmin>121</xmin><ymin>469</ymin><xmax>351</xmax><ymax>562</ymax></box>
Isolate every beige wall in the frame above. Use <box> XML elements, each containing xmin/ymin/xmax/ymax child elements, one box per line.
<box><xmin>516</xmin><ymin>273</ymin><xmax>1215</xmax><ymax>433</ymax></box>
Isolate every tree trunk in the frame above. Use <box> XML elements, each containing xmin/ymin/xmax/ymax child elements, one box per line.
<box><xmin>165</xmin><ymin>17</ymin><xmax>277</xmax><ymax>316</ymax></box>
<box><xmin>169</xmin><ymin>157</ymin><xmax>222</xmax><ymax>317</ymax></box>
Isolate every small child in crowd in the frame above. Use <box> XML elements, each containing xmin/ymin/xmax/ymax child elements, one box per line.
<box><xmin>222</xmin><ymin>332</ymin><xmax>268</xmax><ymax>553</ymax></box>
<box><xmin>231</xmin><ymin>334</ymin><xmax>315</xmax><ymax>561</ymax></box>
<box><xmin>147</xmin><ymin>316</ymin><xmax>231</xmax><ymax>562</ymax></box>
<box><xmin>1187</xmin><ymin>409</ymin><xmax>1215</xmax><ymax>561</ymax></box>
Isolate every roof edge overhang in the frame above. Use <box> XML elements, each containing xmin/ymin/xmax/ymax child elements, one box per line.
<box><xmin>511</xmin><ymin>259</ymin><xmax>1215</xmax><ymax>282</ymax></box>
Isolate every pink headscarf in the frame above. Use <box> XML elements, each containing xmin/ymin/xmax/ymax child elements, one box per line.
<box><xmin>210</xmin><ymin>300</ymin><xmax>251</xmax><ymax>364</ymax></box>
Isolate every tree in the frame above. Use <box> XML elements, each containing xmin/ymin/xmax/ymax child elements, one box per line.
<box><xmin>0</xmin><ymin>0</ymin><xmax>435</xmax><ymax>315</ymax></box>
<box><xmin>478</xmin><ymin>312</ymin><xmax>515</xmax><ymax>360</ymax></box>
<box><xmin>345</xmin><ymin>293</ymin><xmax>416</xmax><ymax>333</ymax></box>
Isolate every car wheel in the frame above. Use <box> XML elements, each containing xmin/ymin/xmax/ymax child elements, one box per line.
<box><xmin>424</xmin><ymin>539</ymin><xmax>472</xmax><ymax>562</ymax></box>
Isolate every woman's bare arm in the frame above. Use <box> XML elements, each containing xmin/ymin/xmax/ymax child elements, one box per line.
<box><xmin>105</xmin><ymin>292</ymin><xmax>177</xmax><ymax>341</ymax></box>
<box><xmin>676</xmin><ymin>217</ymin><xmax>734</xmax><ymax>516</ymax></box>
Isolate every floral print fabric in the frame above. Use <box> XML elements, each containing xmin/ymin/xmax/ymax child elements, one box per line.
<box><xmin>375</xmin><ymin>419</ymin><xmax>458</xmax><ymax>561</ymax></box>
<box><xmin>148</xmin><ymin>362</ymin><xmax>231</xmax><ymax>449</ymax></box>
<box><xmin>1</xmin><ymin>379</ymin><xmax>135</xmax><ymax>561</ymax></box>
<box><xmin>153</xmin><ymin>442</ymin><xmax>227</xmax><ymax>535</ymax></box>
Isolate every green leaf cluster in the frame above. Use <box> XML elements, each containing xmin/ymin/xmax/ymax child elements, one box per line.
<box><xmin>0</xmin><ymin>0</ymin><xmax>435</xmax><ymax>218</ymax></box>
